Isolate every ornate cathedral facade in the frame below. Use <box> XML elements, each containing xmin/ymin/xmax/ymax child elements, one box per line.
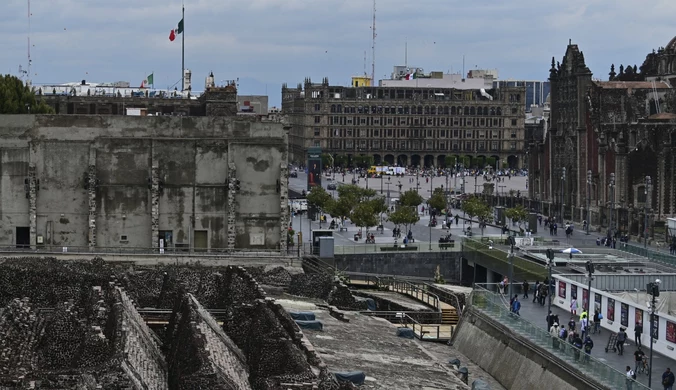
<box><xmin>529</xmin><ymin>38</ymin><xmax>676</xmax><ymax>240</ymax></box>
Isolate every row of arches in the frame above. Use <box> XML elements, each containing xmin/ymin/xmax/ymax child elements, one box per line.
<box><xmin>347</xmin><ymin>154</ymin><xmax>520</xmax><ymax>169</ymax></box>
<box><xmin>330</xmin><ymin>104</ymin><xmax>504</xmax><ymax>116</ymax></box>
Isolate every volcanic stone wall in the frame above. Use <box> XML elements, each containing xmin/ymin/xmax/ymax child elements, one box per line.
<box><xmin>0</xmin><ymin>283</ymin><xmax>168</xmax><ymax>389</ymax></box>
<box><xmin>165</xmin><ymin>293</ymin><xmax>251</xmax><ymax>390</ymax></box>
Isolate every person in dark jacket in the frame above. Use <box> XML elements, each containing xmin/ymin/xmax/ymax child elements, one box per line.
<box><xmin>572</xmin><ymin>333</ymin><xmax>584</xmax><ymax>361</ymax></box>
<box><xmin>663</xmin><ymin>367</ymin><xmax>675</xmax><ymax>390</ymax></box>
<box><xmin>583</xmin><ymin>335</ymin><xmax>594</xmax><ymax>362</ymax></box>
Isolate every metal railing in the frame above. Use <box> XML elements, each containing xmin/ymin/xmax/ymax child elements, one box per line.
<box><xmin>471</xmin><ymin>285</ymin><xmax>649</xmax><ymax>389</ymax></box>
<box><xmin>420</xmin><ymin>282</ymin><xmax>465</xmax><ymax>317</ymax></box>
<box><xmin>403</xmin><ymin>313</ymin><xmax>453</xmax><ymax>340</ymax></box>
<box><xmin>297</xmin><ymin>242</ymin><xmax>459</xmax><ymax>256</ymax></box>
<box><xmin>463</xmin><ymin>238</ymin><xmax>550</xmax><ymax>280</ymax></box>
<box><xmin>381</xmin><ymin>277</ymin><xmax>442</xmax><ymax>312</ymax></box>
<box><xmin>359</xmin><ymin>310</ymin><xmax>442</xmax><ymax>325</ymax></box>
<box><xmin>618</xmin><ymin>242</ymin><xmax>676</xmax><ymax>267</ymax></box>
<box><xmin>0</xmin><ymin>245</ymin><xmax>289</xmax><ymax>258</ymax></box>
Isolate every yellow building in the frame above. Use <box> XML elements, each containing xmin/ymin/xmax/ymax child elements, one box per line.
<box><xmin>351</xmin><ymin>76</ymin><xmax>371</xmax><ymax>87</ymax></box>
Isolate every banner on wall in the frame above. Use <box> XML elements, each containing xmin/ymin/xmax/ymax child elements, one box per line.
<box><xmin>595</xmin><ymin>294</ymin><xmax>602</xmax><ymax>313</ymax></box>
<box><xmin>571</xmin><ymin>284</ymin><xmax>578</xmax><ymax>300</ymax></box>
<box><xmin>652</xmin><ymin>314</ymin><xmax>660</xmax><ymax>340</ymax></box>
<box><xmin>636</xmin><ymin>308</ymin><xmax>644</xmax><ymax>328</ymax></box>
<box><xmin>583</xmin><ymin>289</ymin><xmax>589</xmax><ymax>311</ymax></box>
<box><xmin>621</xmin><ymin>303</ymin><xmax>629</xmax><ymax>327</ymax></box>
<box><xmin>558</xmin><ymin>281</ymin><xmax>566</xmax><ymax>299</ymax></box>
<box><xmin>307</xmin><ymin>148</ymin><xmax>322</xmax><ymax>191</ymax></box>
<box><xmin>667</xmin><ymin>321</ymin><xmax>676</xmax><ymax>343</ymax></box>
<box><xmin>607</xmin><ymin>298</ymin><xmax>616</xmax><ymax>321</ymax></box>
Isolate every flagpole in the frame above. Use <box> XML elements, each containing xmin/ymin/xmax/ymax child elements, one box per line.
<box><xmin>181</xmin><ymin>3</ymin><xmax>185</xmax><ymax>92</ymax></box>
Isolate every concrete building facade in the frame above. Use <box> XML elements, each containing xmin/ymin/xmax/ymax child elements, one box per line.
<box><xmin>282</xmin><ymin>74</ymin><xmax>527</xmax><ymax>169</ymax></box>
<box><xmin>0</xmin><ymin>114</ymin><xmax>289</xmax><ymax>251</ymax></box>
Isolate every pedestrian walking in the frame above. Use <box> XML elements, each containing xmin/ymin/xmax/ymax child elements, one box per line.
<box><xmin>522</xmin><ymin>280</ymin><xmax>529</xmax><ymax>298</ymax></box>
<box><xmin>634</xmin><ymin>348</ymin><xmax>645</xmax><ymax>374</ymax></box>
<box><xmin>583</xmin><ymin>335</ymin><xmax>594</xmax><ymax>362</ymax></box>
<box><xmin>570</xmin><ymin>297</ymin><xmax>578</xmax><ymax>316</ymax></box>
<box><xmin>568</xmin><ymin>317</ymin><xmax>576</xmax><ymax>332</ymax></box>
<box><xmin>663</xmin><ymin>367</ymin><xmax>675</xmax><ymax>390</ymax></box>
<box><xmin>533</xmin><ymin>281</ymin><xmax>540</xmax><ymax>303</ymax></box>
<box><xmin>511</xmin><ymin>297</ymin><xmax>521</xmax><ymax>316</ymax></box>
<box><xmin>635</xmin><ymin>321</ymin><xmax>643</xmax><ymax>347</ymax></box>
<box><xmin>617</xmin><ymin>327</ymin><xmax>628</xmax><ymax>355</ymax></box>
<box><xmin>580</xmin><ymin>315</ymin><xmax>588</xmax><ymax>339</ymax></box>
<box><xmin>626</xmin><ymin>366</ymin><xmax>636</xmax><ymax>390</ymax></box>
<box><xmin>550</xmin><ymin>322</ymin><xmax>560</xmax><ymax>349</ymax></box>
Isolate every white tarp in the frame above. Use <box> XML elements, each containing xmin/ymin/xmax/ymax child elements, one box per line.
<box><xmin>612</xmin><ymin>291</ymin><xmax>676</xmax><ymax>317</ymax></box>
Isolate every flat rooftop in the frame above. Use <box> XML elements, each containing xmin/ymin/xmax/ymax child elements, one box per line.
<box><xmin>276</xmin><ymin>297</ymin><xmax>504</xmax><ymax>389</ymax></box>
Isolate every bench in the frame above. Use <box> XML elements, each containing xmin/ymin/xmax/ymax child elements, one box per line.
<box><xmin>439</xmin><ymin>241</ymin><xmax>455</xmax><ymax>250</ymax></box>
<box><xmin>339</xmin><ymin>227</ymin><xmax>348</xmax><ymax>232</ymax></box>
<box><xmin>380</xmin><ymin>245</ymin><xmax>418</xmax><ymax>252</ymax></box>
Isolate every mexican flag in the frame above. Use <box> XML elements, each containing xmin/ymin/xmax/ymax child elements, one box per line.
<box><xmin>169</xmin><ymin>18</ymin><xmax>184</xmax><ymax>41</ymax></box>
<box><xmin>140</xmin><ymin>73</ymin><xmax>154</xmax><ymax>88</ymax></box>
<box><xmin>405</xmin><ymin>73</ymin><xmax>417</xmax><ymax>80</ymax></box>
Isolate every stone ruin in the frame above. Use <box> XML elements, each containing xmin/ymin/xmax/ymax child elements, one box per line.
<box><xmin>0</xmin><ymin>257</ymin><xmax>356</xmax><ymax>390</ymax></box>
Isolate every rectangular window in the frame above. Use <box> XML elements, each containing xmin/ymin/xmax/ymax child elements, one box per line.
<box><xmin>314</xmin><ymin>140</ymin><xmax>320</xmax><ymax>147</ymax></box>
<box><xmin>492</xmin><ymin>141</ymin><xmax>499</xmax><ymax>151</ymax></box>
<box><xmin>511</xmin><ymin>107</ymin><xmax>517</xmax><ymax>114</ymax></box>
<box><xmin>510</xmin><ymin>141</ymin><xmax>517</xmax><ymax>150</ymax></box>
<box><xmin>511</xmin><ymin>119</ymin><xmax>517</xmax><ymax>126</ymax></box>
<box><xmin>315</xmin><ymin>116</ymin><xmax>321</xmax><ymax>124</ymax></box>
<box><xmin>315</xmin><ymin>104</ymin><xmax>321</xmax><ymax>111</ymax></box>
<box><xmin>314</xmin><ymin>128</ymin><xmax>320</xmax><ymax>137</ymax></box>
<box><xmin>511</xmin><ymin>131</ymin><xmax>517</xmax><ymax>138</ymax></box>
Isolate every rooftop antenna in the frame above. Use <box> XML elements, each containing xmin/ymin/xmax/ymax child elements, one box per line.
<box><xmin>364</xmin><ymin>50</ymin><xmax>367</xmax><ymax>77</ymax></box>
<box><xmin>371</xmin><ymin>0</ymin><xmax>376</xmax><ymax>83</ymax></box>
<box><xmin>25</xmin><ymin>0</ymin><xmax>32</xmax><ymax>84</ymax></box>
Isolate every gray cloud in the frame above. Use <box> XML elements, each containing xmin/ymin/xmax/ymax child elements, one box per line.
<box><xmin>2</xmin><ymin>0</ymin><xmax>675</xmax><ymax>106</ymax></box>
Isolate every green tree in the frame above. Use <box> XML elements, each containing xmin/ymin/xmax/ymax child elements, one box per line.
<box><xmin>462</xmin><ymin>196</ymin><xmax>492</xmax><ymax>227</ymax></box>
<box><xmin>399</xmin><ymin>189</ymin><xmax>423</xmax><ymax>208</ymax></box>
<box><xmin>387</xmin><ymin>205</ymin><xmax>420</xmax><ymax>233</ymax></box>
<box><xmin>307</xmin><ymin>185</ymin><xmax>332</xmax><ymax>224</ymax></box>
<box><xmin>334</xmin><ymin>155</ymin><xmax>348</xmax><ymax>168</ymax></box>
<box><xmin>428</xmin><ymin>187</ymin><xmax>446</xmax><ymax>212</ymax></box>
<box><xmin>0</xmin><ymin>75</ymin><xmax>54</xmax><ymax>114</ymax></box>
<box><xmin>350</xmin><ymin>202</ymin><xmax>379</xmax><ymax>232</ymax></box>
<box><xmin>352</xmin><ymin>155</ymin><xmax>374</xmax><ymax>168</ymax></box>
<box><xmin>505</xmin><ymin>204</ymin><xmax>528</xmax><ymax>232</ymax></box>
<box><xmin>321</xmin><ymin>153</ymin><xmax>334</xmax><ymax>168</ymax></box>
<box><xmin>444</xmin><ymin>155</ymin><xmax>456</xmax><ymax>168</ymax></box>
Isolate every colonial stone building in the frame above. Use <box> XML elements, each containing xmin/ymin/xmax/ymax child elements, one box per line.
<box><xmin>530</xmin><ymin>38</ymin><xmax>676</xmax><ymax>239</ymax></box>
<box><xmin>282</xmin><ymin>77</ymin><xmax>527</xmax><ymax>169</ymax></box>
<box><xmin>0</xmin><ymin>113</ymin><xmax>289</xmax><ymax>252</ymax></box>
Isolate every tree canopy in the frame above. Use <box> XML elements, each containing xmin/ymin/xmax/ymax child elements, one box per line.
<box><xmin>399</xmin><ymin>189</ymin><xmax>423</xmax><ymax>208</ymax></box>
<box><xmin>387</xmin><ymin>205</ymin><xmax>419</xmax><ymax>233</ymax></box>
<box><xmin>306</xmin><ymin>185</ymin><xmax>332</xmax><ymax>213</ymax></box>
<box><xmin>505</xmin><ymin>204</ymin><xmax>528</xmax><ymax>230</ymax></box>
<box><xmin>428</xmin><ymin>187</ymin><xmax>446</xmax><ymax>212</ymax></box>
<box><xmin>325</xmin><ymin>184</ymin><xmax>385</xmax><ymax>231</ymax></box>
<box><xmin>461</xmin><ymin>196</ymin><xmax>492</xmax><ymax>225</ymax></box>
<box><xmin>0</xmin><ymin>75</ymin><xmax>54</xmax><ymax>114</ymax></box>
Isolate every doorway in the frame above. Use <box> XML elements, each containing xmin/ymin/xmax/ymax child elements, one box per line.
<box><xmin>194</xmin><ymin>230</ymin><xmax>208</xmax><ymax>252</ymax></box>
<box><xmin>159</xmin><ymin>230</ymin><xmax>173</xmax><ymax>250</ymax></box>
<box><xmin>16</xmin><ymin>227</ymin><xmax>30</xmax><ymax>248</ymax></box>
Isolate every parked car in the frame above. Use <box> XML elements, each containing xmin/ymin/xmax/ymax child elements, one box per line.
<box><xmin>289</xmin><ymin>171</ymin><xmax>298</xmax><ymax>178</ymax></box>
<box><xmin>327</xmin><ymin>183</ymin><xmax>337</xmax><ymax>190</ymax></box>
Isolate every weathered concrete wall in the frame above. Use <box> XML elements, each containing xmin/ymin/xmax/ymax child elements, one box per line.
<box><xmin>0</xmin><ymin>114</ymin><xmax>288</xmax><ymax>250</ymax></box>
<box><xmin>452</xmin><ymin>306</ymin><xmax>602</xmax><ymax>390</ymax></box>
<box><xmin>333</xmin><ymin>252</ymin><xmax>462</xmax><ymax>282</ymax></box>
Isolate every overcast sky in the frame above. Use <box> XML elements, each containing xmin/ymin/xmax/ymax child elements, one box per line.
<box><xmin>2</xmin><ymin>0</ymin><xmax>674</xmax><ymax>106</ymax></box>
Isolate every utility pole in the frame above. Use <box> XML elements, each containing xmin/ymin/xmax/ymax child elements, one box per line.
<box><xmin>560</xmin><ymin>167</ymin><xmax>566</xmax><ymax>224</ymax></box>
<box><xmin>585</xmin><ymin>260</ymin><xmax>594</xmax><ymax>311</ymax></box>
<box><xmin>645</xmin><ymin>176</ymin><xmax>652</xmax><ymax>249</ymax></box>
<box><xmin>546</xmin><ymin>248</ymin><xmax>554</xmax><ymax>317</ymax></box>
<box><xmin>507</xmin><ymin>236</ymin><xmax>516</xmax><ymax>300</ymax></box>
<box><xmin>454</xmin><ymin>157</ymin><xmax>458</xmax><ymax>193</ymax></box>
<box><xmin>608</xmin><ymin>173</ymin><xmax>615</xmax><ymax>243</ymax></box>
<box><xmin>586</xmin><ymin>170</ymin><xmax>592</xmax><ymax>235</ymax></box>
<box><xmin>647</xmin><ymin>279</ymin><xmax>661</xmax><ymax>388</ymax></box>
<box><xmin>429</xmin><ymin>174</ymin><xmax>433</xmax><ymax>250</ymax></box>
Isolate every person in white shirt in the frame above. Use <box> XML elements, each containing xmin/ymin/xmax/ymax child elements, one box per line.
<box><xmin>579</xmin><ymin>315</ymin><xmax>589</xmax><ymax>339</ymax></box>
<box><xmin>626</xmin><ymin>366</ymin><xmax>635</xmax><ymax>389</ymax></box>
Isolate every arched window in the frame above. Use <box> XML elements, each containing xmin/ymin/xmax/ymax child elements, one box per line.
<box><xmin>464</xmin><ymin>107</ymin><xmax>469</xmax><ymax>115</ymax></box>
<box><xmin>496</xmin><ymin>107</ymin><xmax>502</xmax><ymax>115</ymax></box>
<box><xmin>483</xmin><ymin>107</ymin><xmax>489</xmax><ymax>115</ymax></box>
<box><xmin>330</xmin><ymin>104</ymin><xmax>336</xmax><ymax>113</ymax></box>
<box><xmin>470</xmin><ymin>107</ymin><xmax>475</xmax><ymax>115</ymax></box>
<box><xmin>490</xmin><ymin>107</ymin><xmax>496</xmax><ymax>116</ymax></box>
<box><xmin>451</xmin><ymin>106</ymin><xmax>457</xmax><ymax>115</ymax></box>
<box><xmin>418</xmin><ymin>106</ymin><xmax>423</xmax><ymax>115</ymax></box>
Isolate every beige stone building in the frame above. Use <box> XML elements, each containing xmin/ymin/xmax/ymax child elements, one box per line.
<box><xmin>282</xmin><ymin>74</ymin><xmax>527</xmax><ymax>169</ymax></box>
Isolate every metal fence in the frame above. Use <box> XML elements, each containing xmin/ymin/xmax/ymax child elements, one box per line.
<box><xmin>0</xmin><ymin>245</ymin><xmax>289</xmax><ymax>258</ymax></box>
<box><xmin>472</xmin><ymin>285</ymin><xmax>649</xmax><ymax>389</ymax></box>
<box><xmin>618</xmin><ymin>242</ymin><xmax>676</xmax><ymax>268</ymax></box>
<box><xmin>295</xmin><ymin>242</ymin><xmax>460</xmax><ymax>256</ymax></box>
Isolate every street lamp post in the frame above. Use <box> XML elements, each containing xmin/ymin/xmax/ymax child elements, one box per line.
<box><xmin>397</xmin><ymin>181</ymin><xmax>403</xmax><ymax>197</ymax></box>
<box><xmin>507</xmin><ymin>236</ymin><xmax>515</xmax><ymax>299</ymax></box>
<box><xmin>429</xmin><ymin>173</ymin><xmax>434</xmax><ymax>250</ymax></box>
<box><xmin>380</xmin><ymin>172</ymin><xmax>383</xmax><ymax>194</ymax></box>
<box><xmin>645</xmin><ymin>176</ymin><xmax>652</xmax><ymax>249</ymax></box>
<box><xmin>546</xmin><ymin>249</ymin><xmax>554</xmax><ymax>317</ymax></box>
<box><xmin>585</xmin><ymin>260</ymin><xmax>594</xmax><ymax>311</ymax></box>
<box><xmin>608</xmin><ymin>173</ymin><xmax>615</xmax><ymax>242</ymax></box>
<box><xmin>647</xmin><ymin>279</ymin><xmax>661</xmax><ymax>388</ymax></box>
<box><xmin>586</xmin><ymin>170</ymin><xmax>592</xmax><ymax>235</ymax></box>
<box><xmin>560</xmin><ymin>167</ymin><xmax>566</xmax><ymax>224</ymax></box>
<box><xmin>454</xmin><ymin>158</ymin><xmax>458</xmax><ymax>193</ymax></box>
